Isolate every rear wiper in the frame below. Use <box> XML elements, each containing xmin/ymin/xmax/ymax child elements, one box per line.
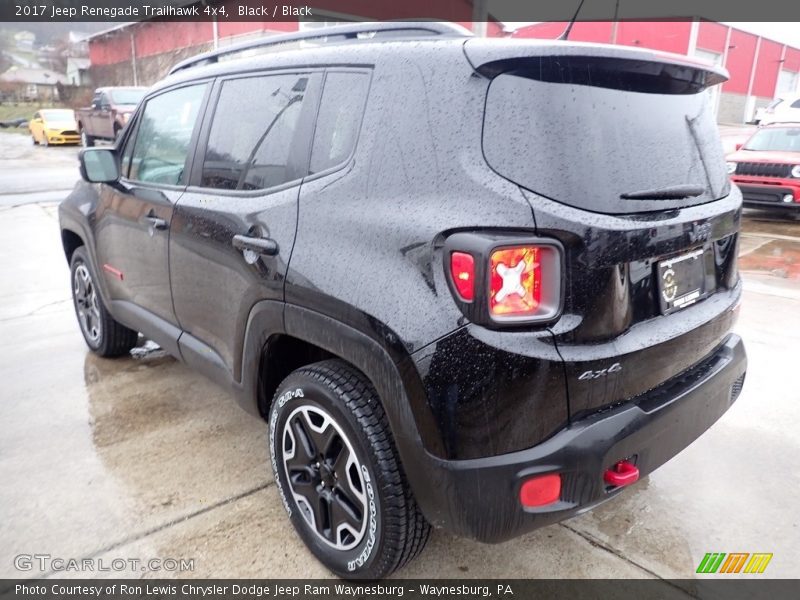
<box><xmin>620</xmin><ymin>184</ymin><xmax>705</xmax><ymax>200</ymax></box>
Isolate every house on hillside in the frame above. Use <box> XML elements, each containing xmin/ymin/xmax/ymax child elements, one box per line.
<box><xmin>0</xmin><ymin>67</ymin><xmax>68</xmax><ymax>102</ymax></box>
<box><xmin>66</xmin><ymin>57</ymin><xmax>91</xmax><ymax>86</ymax></box>
<box><xmin>13</xmin><ymin>31</ymin><xmax>35</xmax><ymax>52</ymax></box>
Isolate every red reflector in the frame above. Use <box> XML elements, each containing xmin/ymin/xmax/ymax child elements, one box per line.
<box><xmin>519</xmin><ymin>473</ymin><xmax>561</xmax><ymax>507</ymax></box>
<box><xmin>102</xmin><ymin>263</ymin><xmax>124</xmax><ymax>280</ymax></box>
<box><xmin>603</xmin><ymin>460</ymin><xmax>639</xmax><ymax>487</ymax></box>
<box><xmin>450</xmin><ymin>252</ymin><xmax>475</xmax><ymax>301</ymax></box>
<box><xmin>489</xmin><ymin>246</ymin><xmax>542</xmax><ymax>318</ymax></box>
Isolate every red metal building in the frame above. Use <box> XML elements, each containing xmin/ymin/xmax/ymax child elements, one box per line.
<box><xmin>86</xmin><ymin>2</ymin><xmax>505</xmax><ymax>88</ymax></box>
<box><xmin>514</xmin><ymin>21</ymin><xmax>800</xmax><ymax>124</ymax></box>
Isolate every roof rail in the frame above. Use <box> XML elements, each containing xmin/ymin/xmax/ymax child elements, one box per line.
<box><xmin>169</xmin><ymin>21</ymin><xmax>472</xmax><ymax>75</ymax></box>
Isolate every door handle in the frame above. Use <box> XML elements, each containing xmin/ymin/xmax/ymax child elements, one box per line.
<box><xmin>232</xmin><ymin>234</ymin><xmax>279</xmax><ymax>256</ymax></box>
<box><xmin>144</xmin><ymin>215</ymin><xmax>168</xmax><ymax>230</ymax></box>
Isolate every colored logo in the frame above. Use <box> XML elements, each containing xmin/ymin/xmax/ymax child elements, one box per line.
<box><xmin>696</xmin><ymin>552</ymin><xmax>773</xmax><ymax>574</ymax></box>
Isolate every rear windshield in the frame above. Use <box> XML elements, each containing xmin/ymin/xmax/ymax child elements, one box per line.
<box><xmin>483</xmin><ymin>68</ymin><xmax>730</xmax><ymax>214</ymax></box>
<box><xmin>744</xmin><ymin>127</ymin><xmax>800</xmax><ymax>152</ymax></box>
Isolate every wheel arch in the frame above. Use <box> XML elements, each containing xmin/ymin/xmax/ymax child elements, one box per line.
<box><xmin>61</xmin><ymin>228</ymin><xmax>85</xmax><ymax>264</ymax></box>
<box><xmin>236</xmin><ymin>301</ymin><xmax>445</xmax><ymax>523</ymax></box>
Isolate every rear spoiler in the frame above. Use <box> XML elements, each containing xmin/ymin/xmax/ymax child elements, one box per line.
<box><xmin>463</xmin><ymin>38</ymin><xmax>728</xmax><ymax>94</ymax></box>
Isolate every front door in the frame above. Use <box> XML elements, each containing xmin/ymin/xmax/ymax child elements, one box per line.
<box><xmin>169</xmin><ymin>71</ymin><xmax>320</xmax><ymax>381</ymax></box>
<box><xmin>94</xmin><ymin>82</ymin><xmax>209</xmax><ymax>342</ymax></box>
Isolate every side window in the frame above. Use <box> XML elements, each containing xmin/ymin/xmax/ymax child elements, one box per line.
<box><xmin>99</xmin><ymin>93</ymin><xmax>109</xmax><ymax>108</ymax></box>
<box><xmin>791</xmin><ymin>99</ymin><xmax>800</xmax><ymax>109</ymax></box>
<box><xmin>201</xmin><ymin>74</ymin><xmax>311</xmax><ymax>191</ymax></box>
<box><xmin>127</xmin><ymin>84</ymin><xmax>207</xmax><ymax>186</ymax></box>
<box><xmin>92</xmin><ymin>93</ymin><xmax>102</xmax><ymax>107</ymax></box>
<box><xmin>309</xmin><ymin>72</ymin><xmax>369</xmax><ymax>174</ymax></box>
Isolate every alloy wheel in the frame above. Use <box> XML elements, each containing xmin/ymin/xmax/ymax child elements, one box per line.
<box><xmin>282</xmin><ymin>405</ymin><xmax>368</xmax><ymax>550</ymax></box>
<box><xmin>73</xmin><ymin>263</ymin><xmax>102</xmax><ymax>343</ymax></box>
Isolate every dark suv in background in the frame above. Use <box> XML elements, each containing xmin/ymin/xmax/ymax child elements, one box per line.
<box><xmin>60</xmin><ymin>22</ymin><xmax>747</xmax><ymax>578</ymax></box>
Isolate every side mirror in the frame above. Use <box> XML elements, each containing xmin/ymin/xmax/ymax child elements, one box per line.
<box><xmin>735</xmin><ymin>143</ymin><xmax>743</xmax><ymax>151</ymax></box>
<box><xmin>79</xmin><ymin>148</ymin><xmax>119</xmax><ymax>183</ymax></box>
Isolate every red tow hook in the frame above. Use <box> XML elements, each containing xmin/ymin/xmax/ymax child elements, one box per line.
<box><xmin>604</xmin><ymin>460</ymin><xmax>640</xmax><ymax>488</ymax></box>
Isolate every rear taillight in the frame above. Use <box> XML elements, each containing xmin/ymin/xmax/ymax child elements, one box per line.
<box><xmin>450</xmin><ymin>252</ymin><xmax>475</xmax><ymax>301</ymax></box>
<box><xmin>489</xmin><ymin>246</ymin><xmax>542</xmax><ymax>319</ymax></box>
<box><xmin>443</xmin><ymin>233</ymin><xmax>563</xmax><ymax>328</ymax></box>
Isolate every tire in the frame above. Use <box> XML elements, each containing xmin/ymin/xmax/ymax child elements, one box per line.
<box><xmin>69</xmin><ymin>246</ymin><xmax>138</xmax><ymax>357</ymax></box>
<box><xmin>269</xmin><ymin>359</ymin><xmax>430</xmax><ymax>579</ymax></box>
<box><xmin>80</xmin><ymin>128</ymin><xmax>94</xmax><ymax>147</ymax></box>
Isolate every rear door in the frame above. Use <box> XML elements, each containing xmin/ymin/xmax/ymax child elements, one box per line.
<box><xmin>169</xmin><ymin>70</ymin><xmax>321</xmax><ymax>381</ymax></box>
<box><xmin>93</xmin><ymin>82</ymin><xmax>209</xmax><ymax>352</ymax></box>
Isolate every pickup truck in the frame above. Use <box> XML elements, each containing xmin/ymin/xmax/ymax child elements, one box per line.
<box><xmin>76</xmin><ymin>87</ymin><xmax>147</xmax><ymax>146</ymax></box>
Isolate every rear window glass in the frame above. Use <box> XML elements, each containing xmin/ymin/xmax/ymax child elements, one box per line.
<box><xmin>309</xmin><ymin>72</ymin><xmax>370</xmax><ymax>174</ymax></box>
<box><xmin>201</xmin><ymin>74</ymin><xmax>312</xmax><ymax>191</ymax></box>
<box><xmin>483</xmin><ymin>69</ymin><xmax>730</xmax><ymax>214</ymax></box>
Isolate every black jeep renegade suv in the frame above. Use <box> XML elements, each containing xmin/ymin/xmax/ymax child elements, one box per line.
<box><xmin>59</xmin><ymin>22</ymin><xmax>747</xmax><ymax>578</ymax></box>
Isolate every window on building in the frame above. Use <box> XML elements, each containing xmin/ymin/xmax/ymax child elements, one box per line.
<box><xmin>201</xmin><ymin>74</ymin><xmax>312</xmax><ymax>191</ymax></box>
<box><xmin>126</xmin><ymin>84</ymin><xmax>207</xmax><ymax>186</ymax></box>
<box><xmin>309</xmin><ymin>72</ymin><xmax>370</xmax><ymax>174</ymax></box>
<box><xmin>776</xmin><ymin>69</ymin><xmax>799</xmax><ymax>97</ymax></box>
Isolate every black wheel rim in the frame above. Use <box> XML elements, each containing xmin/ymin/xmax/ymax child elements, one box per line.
<box><xmin>282</xmin><ymin>405</ymin><xmax>368</xmax><ymax>550</ymax></box>
<box><xmin>73</xmin><ymin>263</ymin><xmax>102</xmax><ymax>343</ymax></box>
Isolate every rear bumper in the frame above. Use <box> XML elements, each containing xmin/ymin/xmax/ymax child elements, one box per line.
<box><xmin>412</xmin><ymin>333</ymin><xmax>746</xmax><ymax>543</ymax></box>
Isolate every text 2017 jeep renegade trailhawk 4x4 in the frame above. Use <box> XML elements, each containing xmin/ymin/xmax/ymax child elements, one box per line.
<box><xmin>60</xmin><ymin>23</ymin><xmax>747</xmax><ymax>578</ymax></box>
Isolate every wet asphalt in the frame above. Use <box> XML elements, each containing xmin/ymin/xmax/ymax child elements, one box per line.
<box><xmin>0</xmin><ymin>131</ymin><xmax>798</xmax><ymax>579</ymax></box>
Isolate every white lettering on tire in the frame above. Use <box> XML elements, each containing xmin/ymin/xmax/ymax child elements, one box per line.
<box><xmin>270</xmin><ymin>388</ymin><xmax>304</xmax><ymax>515</ymax></box>
<box><xmin>347</xmin><ymin>464</ymin><xmax>377</xmax><ymax>572</ymax></box>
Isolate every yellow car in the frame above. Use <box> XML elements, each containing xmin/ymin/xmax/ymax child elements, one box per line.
<box><xmin>29</xmin><ymin>109</ymin><xmax>80</xmax><ymax>146</ymax></box>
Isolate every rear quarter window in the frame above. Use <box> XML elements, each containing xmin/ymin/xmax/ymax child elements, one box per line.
<box><xmin>309</xmin><ymin>71</ymin><xmax>370</xmax><ymax>174</ymax></box>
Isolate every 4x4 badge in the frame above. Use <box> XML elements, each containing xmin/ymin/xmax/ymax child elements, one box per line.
<box><xmin>578</xmin><ymin>363</ymin><xmax>622</xmax><ymax>381</ymax></box>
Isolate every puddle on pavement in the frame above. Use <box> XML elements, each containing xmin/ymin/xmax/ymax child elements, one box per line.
<box><xmin>739</xmin><ymin>239</ymin><xmax>800</xmax><ymax>280</ymax></box>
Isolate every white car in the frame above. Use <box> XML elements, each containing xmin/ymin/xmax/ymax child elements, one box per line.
<box><xmin>756</xmin><ymin>94</ymin><xmax>800</xmax><ymax>125</ymax></box>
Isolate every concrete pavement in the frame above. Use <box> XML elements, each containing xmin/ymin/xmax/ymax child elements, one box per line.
<box><xmin>0</xmin><ymin>134</ymin><xmax>80</xmax><ymax>206</ymax></box>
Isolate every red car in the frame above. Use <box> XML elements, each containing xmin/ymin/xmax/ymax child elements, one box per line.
<box><xmin>726</xmin><ymin>123</ymin><xmax>800</xmax><ymax>210</ymax></box>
